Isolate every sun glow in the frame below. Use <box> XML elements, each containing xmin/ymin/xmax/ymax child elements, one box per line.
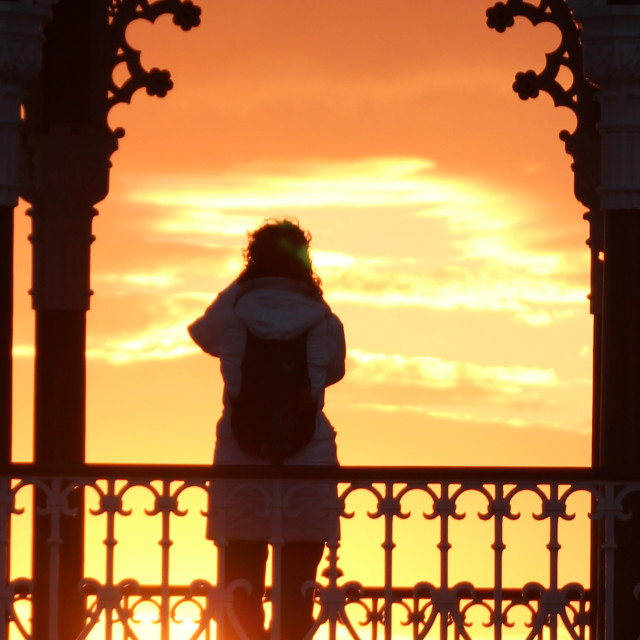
<box><xmin>125</xmin><ymin>157</ymin><xmax>489</xmax><ymax>217</ymax></box>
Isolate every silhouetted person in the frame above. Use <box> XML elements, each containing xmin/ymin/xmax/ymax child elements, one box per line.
<box><xmin>189</xmin><ymin>219</ymin><xmax>346</xmax><ymax>640</ymax></box>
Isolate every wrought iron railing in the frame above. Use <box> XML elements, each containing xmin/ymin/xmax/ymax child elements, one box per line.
<box><xmin>2</xmin><ymin>464</ymin><xmax>636</xmax><ymax>640</ymax></box>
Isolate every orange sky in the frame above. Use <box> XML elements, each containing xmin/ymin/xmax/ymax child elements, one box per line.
<box><xmin>12</xmin><ymin>1</ymin><xmax>592</xmax><ymax>467</ymax></box>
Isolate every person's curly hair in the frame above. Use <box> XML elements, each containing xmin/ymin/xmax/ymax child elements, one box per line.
<box><xmin>237</xmin><ymin>219</ymin><xmax>323</xmax><ymax>298</ymax></box>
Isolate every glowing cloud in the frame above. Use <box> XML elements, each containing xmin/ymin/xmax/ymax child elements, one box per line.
<box><xmin>126</xmin><ymin>157</ymin><xmax>448</xmax><ymax>210</ymax></box>
<box><xmin>347</xmin><ymin>349</ymin><xmax>558</xmax><ymax>393</ymax></box>
<box><xmin>323</xmin><ymin>259</ymin><xmax>586</xmax><ymax>324</ymax></box>
<box><xmin>113</xmin><ymin>156</ymin><xmax>587</xmax><ymax>327</ymax></box>
<box><xmin>351</xmin><ymin>404</ymin><xmax>565</xmax><ymax>431</ymax></box>
<box><xmin>87</xmin><ymin>323</ymin><xmax>198</xmax><ymax>364</ymax></box>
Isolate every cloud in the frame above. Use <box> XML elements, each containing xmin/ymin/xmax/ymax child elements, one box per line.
<box><xmin>86</xmin><ymin>322</ymin><xmax>198</xmax><ymax>365</ymax></box>
<box><xmin>74</xmin><ymin>301</ymin><xmax>562</xmax><ymax>399</ymax></box>
<box><xmin>99</xmin><ymin>272</ymin><xmax>179</xmax><ymax>289</ymax></box>
<box><xmin>323</xmin><ymin>259</ymin><xmax>586</xmax><ymax>325</ymax></box>
<box><xmin>335</xmin><ymin>350</ymin><xmax>589</xmax><ymax>437</ymax></box>
<box><xmin>349</xmin><ymin>403</ymin><xmax>569</xmax><ymax>433</ymax></box>
<box><xmin>313</xmin><ymin>250</ymin><xmax>359</xmax><ymax>270</ymax></box>
<box><xmin>120</xmin><ymin>157</ymin><xmax>582</xmax><ymax>268</ymax></box>
<box><xmin>125</xmin><ymin>157</ymin><xmax>452</xmax><ymax>213</ymax></box>
<box><xmin>347</xmin><ymin>349</ymin><xmax>557</xmax><ymax>393</ymax></box>
<box><xmin>11</xmin><ymin>4</ymin><xmax>592</xmax><ymax>469</ymax></box>
<box><xmin>339</xmin><ymin>348</ymin><xmax>563</xmax><ymax>418</ymax></box>
<box><xmin>101</xmin><ymin>157</ymin><xmax>589</xmax><ymax>328</ymax></box>
<box><xmin>333</xmin><ymin>403</ymin><xmax>590</xmax><ymax>466</ymax></box>
<box><xmin>112</xmin><ymin>0</ymin><xmax>581</xmax><ymax>222</ymax></box>
<box><xmin>91</xmin><ymin>249</ymin><xmax>586</xmax><ymax>328</ymax></box>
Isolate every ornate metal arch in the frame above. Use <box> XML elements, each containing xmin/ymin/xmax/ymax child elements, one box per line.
<box><xmin>486</xmin><ymin>0</ymin><xmax>601</xmax><ymax>314</ymax></box>
<box><xmin>106</xmin><ymin>0</ymin><xmax>202</xmax><ymax>131</ymax></box>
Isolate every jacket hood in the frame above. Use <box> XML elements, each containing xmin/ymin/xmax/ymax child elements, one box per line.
<box><xmin>234</xmin><ymin>277</ymin><xmax>329</xmax><ymax>340</ymax></box>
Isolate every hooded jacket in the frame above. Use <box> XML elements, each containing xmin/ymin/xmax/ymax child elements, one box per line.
<box><xmin>188</xmin><ymin>276</ymin><xmax>346</xmax><ymax>541</ymax></box>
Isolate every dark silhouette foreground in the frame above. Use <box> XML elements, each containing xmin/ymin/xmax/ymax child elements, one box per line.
<box><xmin>189</xmin><ymin>219</ymin><xmax>346</xmax><ymax>640</ymax></box>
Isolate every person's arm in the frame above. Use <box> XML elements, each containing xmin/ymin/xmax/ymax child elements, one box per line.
<box><xmin>187</xmin><ymin>283</ymin><xmax>238</xmax><ymax>356</ymax></box>
<box><xmin>307</xmin><ymin>313</ymin><xmax>346</xmax><ymax>389</ymax></box>
<box><xmin>188</xmin><ymin>303</ymin><xmax>220</xmax><ymax>355</ymax></box>
<box><xmin>324</xmin><ymin>314</ymin><xmax>346</xmax><ymax>386</ymax></box>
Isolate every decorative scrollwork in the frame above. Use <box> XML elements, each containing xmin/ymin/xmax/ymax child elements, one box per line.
<box><xmin>106</xmin><ymin>0</ymin><xmax>202</xmax><ymax>124</ymax></box>
<box><xmin>35</xmin><ymin>478</ymin><xmax>80</xmax><ymax>519</ymax></box>
<box><xmin>313</xmin><ymin>577</ymin><xmax>370</xmax><ymax>635</ymax></box>
<box><xmin>144</xmin><ymin>482</ymin><xmax>189</xmax><ymax>518</ymax></box>
<box><xmin>3</xmin><ymin>578</ymin><xmax>32</xmax><ymax>640</ymax></box>
<box><xmin>367</xmin><ymin>488</ymin><xmax>411</xmax><ymax>521</ymax></box>
<box><xmin>88</xmin><ymin>479</ymin><xmax>133</xmax><ymax>517</ymax></box>
<box><xmin>486</xmin><ymin>0</ymin><xmax>602</xmax><ymax>317</ymax></box>
<box><xmin>78</xmin><ymin>578</ymin><xmax>143</xmax><ymax>640</ymax></box>
<box><xmin>4</xmin><ymin>473</ymin><xmax>614</xmax><ymax>639</ymax></box>
<box><xmin>423</xmin><ymin>485</ymin><xmax>465</xmax><ymax>521</ymax></box>
<box><xmin>522</xmin><ymin>581</ymin><xmax>589</xmax><ymax>639</ymax></box>
<box><xmin>486</xmin><ymin>0</ymin><xmax>596</xmax><ymax>129</ymax></box>
<box><xmin>532</xmin><ymin>488</ymin><xmax>576</xmax><ymax>522</ymax></box>
<box><xmin>413</xmin><ymin>581</ymin><xmax>478</xmax><ymax>638</ymax></box>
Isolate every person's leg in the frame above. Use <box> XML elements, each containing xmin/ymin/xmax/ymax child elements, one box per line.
<box><xmin>278</xmin><ymin>542</ymin><xmax>325</xmax><ymax>640</ymax></box>
<box><xmin>220</xmin><ymin>540</ymin><xmax>269</xmax><ymax>640</ymax></box>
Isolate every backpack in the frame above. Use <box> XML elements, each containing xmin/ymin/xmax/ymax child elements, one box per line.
<box><xmin>230</xmin><ymin>328</ymin><xmax>317</xmax><ymax>464</ymax></box>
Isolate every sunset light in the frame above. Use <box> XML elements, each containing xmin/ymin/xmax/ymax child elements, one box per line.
<box><xmin>10</xmin><ymin>1</ymin><xmax>592</xmax><ymax>468</ymax></box>
<box><xmin>8</xmin><ymin>1</ymin><xmax>619</xmax><ymax>638</ymax></box>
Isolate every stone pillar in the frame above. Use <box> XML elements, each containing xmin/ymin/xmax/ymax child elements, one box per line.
<box><xmin>27</xmin><ymin>129</ymin><xmax>115</xmax><ymax>463</ymax></box>
<box><xmin>0</xmin><ymin>0</ymin><xmax>52</xmax><ymax>469</ymax></box>
<box><xmin>0</xmin><ymin>5</ymin><xmax>52</xmax><ymax>640</ymax></box>
<box><xmin>26</xmin><ymin>126</ymin><xmax>115</xmax><ymax>640</ymax></box>
<box><xmin>21</xmin><ymin>2</ymin><xmax>116</xmax><ymax>638</ymax></box>
<box><xmin>568</xmin><ymin>1</ymin><xmax>640</xmax><ymax>636</ymax></box>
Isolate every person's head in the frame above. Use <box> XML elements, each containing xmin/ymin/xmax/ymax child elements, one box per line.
<box><xmin>238</xmin><ymin>219</ymin><xmax>323</xmax><ymax>297</ymax></box>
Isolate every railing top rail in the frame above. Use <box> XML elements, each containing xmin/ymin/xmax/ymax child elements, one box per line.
<box><xmin>2</xmin><ymin>462</ymin><xmax>636</xmax><ymax>483</ymax></box>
